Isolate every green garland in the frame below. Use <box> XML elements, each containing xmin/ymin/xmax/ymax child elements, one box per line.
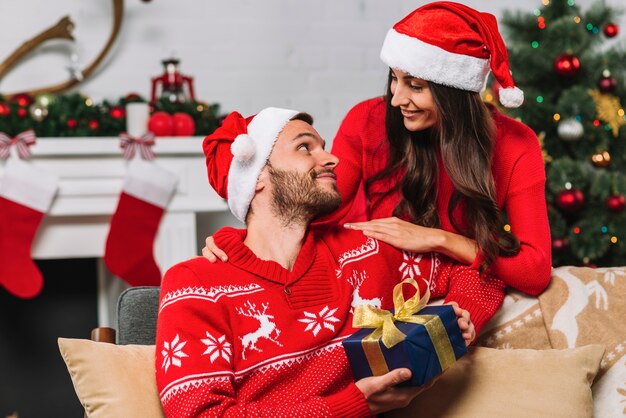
<box><xmin>0</xmin><ymin>92</ymin><xmax>221</xmax><ymax>137</ymax></box>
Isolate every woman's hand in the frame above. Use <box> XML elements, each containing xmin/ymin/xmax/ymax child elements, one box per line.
<box><xmin>447</xmin><ymin>301</ymin><xmax>475</xmax><ymax>346</ymax></box>
<box><xmin>344</xmin><ymin>217</ymin><xmax>477</xmax><ymax>264</ymax></box>
<box><xmin>201</xmin><ymin>236</ymin><xmax>228</xmax><ymax>263</ymax></box>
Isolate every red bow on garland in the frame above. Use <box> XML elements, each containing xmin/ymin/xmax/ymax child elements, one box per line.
<box><xmin>118</xmin><ymin>132</ymin><xmax>156</xmax><ymax>160</ymax></box>
<box><xmin>0</xmin><ymin>130</ymin><xmax>37</xmax><ymax>160</ymax></box>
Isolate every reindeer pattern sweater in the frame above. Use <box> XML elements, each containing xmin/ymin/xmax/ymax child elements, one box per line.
<box><xmin>155</xmin><ymin>226</ymin><xmax>504</xmax><ymax>417</ymax></box>
<box><xmin>324</xmin><ymin>97</ymin><xmax>552</xmax><ymax>296</ymax></box>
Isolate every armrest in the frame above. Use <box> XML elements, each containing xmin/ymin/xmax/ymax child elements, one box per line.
<box><xmin>90</xmin><ymin>327</ymin><xmax>116</xmax><ymax>343</ymax></box>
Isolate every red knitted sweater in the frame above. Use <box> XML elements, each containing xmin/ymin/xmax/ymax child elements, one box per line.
<box><xmin>323</xmin><ymin>97</ymin><xmax>552</xmax><ymax>296</ymax></box>
<box><xmin>155</xmin><ymin>226</ymin><xmax>503</xmax><ymax>417</ymax></box>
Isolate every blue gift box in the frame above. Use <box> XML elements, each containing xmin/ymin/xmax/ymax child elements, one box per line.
<box><xmin>342</xmin><ymin>305</ymin><xmax>467</xmax><ymax>386</ymax></box>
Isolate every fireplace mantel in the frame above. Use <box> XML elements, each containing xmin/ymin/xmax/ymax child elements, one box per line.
<box><xmin>0</xmin><ymin>137</ymin><xmax>230</xmax><ymax>326</ymax></box>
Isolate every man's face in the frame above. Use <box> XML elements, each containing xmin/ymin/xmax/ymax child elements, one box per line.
<box><xmin>265</xmin><ymin>119</ymin><xmax>341</xmax><ymax>224</ymax></box>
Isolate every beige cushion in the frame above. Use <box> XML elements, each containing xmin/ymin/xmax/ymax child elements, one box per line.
<box><xmin>386</xmin><ymin>345</ymin><xmax>604</xmax><ymax>418</ymax></box>
<box><xmin>58</xmin><ymin>338</ymin><xmax>164</xmax><ymax>418</ymax></box>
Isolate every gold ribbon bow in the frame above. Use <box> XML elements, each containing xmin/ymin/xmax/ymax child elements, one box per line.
<box><xmin>352</xmin><ymin>278</ymin><xmax>456</xmax><ymax>377</ymax></box>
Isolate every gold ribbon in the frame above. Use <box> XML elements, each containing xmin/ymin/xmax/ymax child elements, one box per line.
<box><xmin>353</xmin><ymin>278</ymin><xmax>457</xmax><ymax>376</ymax></box>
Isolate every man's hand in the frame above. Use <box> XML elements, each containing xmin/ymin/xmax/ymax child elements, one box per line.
<box><xmin>355</xmin><ymin>368</ymin><xmax>433</xmax><ymax>415</ymax></box>
<box><xmin>201</xmin><ymin>236</ymin><xmax>228</xmax><ymax>263</ymax></box>
<box><xmin>447</xmin><ymin>301</ymin><xmax>475</xmax><ymax>346</ymax></box>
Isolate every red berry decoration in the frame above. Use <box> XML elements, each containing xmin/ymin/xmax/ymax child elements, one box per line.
<box><xmin>172</xmin><ymin>112</ymin><xmax>196</xmax><ymax>136</ymax></box>
<box><xmin>554</xmin><ymin>53</ymin><xmax>580</xmax><ymax>77</ymax></box>
<box><xmin>11</xmin><ymin>93</ymin><xmax>34</xmax><ymax>107</ymax></box>
<box><xmin>88</xmin><ymin>120</ymin><xmax>100</xmax><ymax>130</ymax></box>
<box><xmin>148</xmin><ymin>111</ymin><xmax>174</xmax><ymax>136</ymax></box>
<box><xmin>110</xmin><ymin>106</ymin><xmax>126</xmax><ymax>119</ymax></box>
<box><xmin>0</xmin><ymin>102</ymin><xmax>10</xmax><ymax>116</ymax></box>
<box><xmin>556</xmin><ymin>189</ymin><xmax>585</xmax><ymax>213</ymax></box>
<box><xmin>17</xmin><ymin>108</ymin><xmax>28</xmax><ymax>117</ymax></box>
<box><xmin>598</xmin><ymin>70</ymin><xmax>617</xmax><ymax>93</ymax></box>
<box><xmin>604</xmin><ymin>22</ymin><xmax>619</xmax><ymax>38</ymax></box>
<box><xmin>606</xmin><ymin>194</ymin><xmax>625</xmax><ymax>213</ymax></box>
<box><xmin>67</xmin><ymin>119</ymin><xmax>78</xmax><ymax>129</ymax></box>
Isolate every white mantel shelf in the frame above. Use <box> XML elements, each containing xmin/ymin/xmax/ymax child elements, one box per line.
<box><xmin>0</xmin><ymin>136</ymin><xmax>230</xmax><ymax>326</ymax></box>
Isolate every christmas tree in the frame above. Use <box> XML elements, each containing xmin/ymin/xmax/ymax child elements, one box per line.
<box><xmin>498</xmin><ymin>0</ymin><xmax>626</xmax><ymax>267</ymax></box>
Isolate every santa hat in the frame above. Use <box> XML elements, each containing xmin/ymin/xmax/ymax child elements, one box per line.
<box><xmin>380</xmin><ymin>1</ymin><xmax>523</xmax><ymax>108</ymax></box>
<box><xmin>202</xmin><ymin>107</ymin><xmax>300</xmax><ymax>222</ymax></box>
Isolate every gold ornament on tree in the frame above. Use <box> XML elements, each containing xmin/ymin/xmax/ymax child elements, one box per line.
<box><xmin>29</xmin><ymin>104</ymin><xmax>48</xmax><ymax>122</ymax></box>
<box><xmin>591</xmin><ymin>150</ymin><xmax>611</xmax><ymax>168</ymax></box>
<box><xmin>537</xmin><ymin>131</ymin><xmax>552</xmax><ymax>163</ymax></box>
<box><xmin>588</xmin><ymin>89</ymin><xmax>626</xmax><ymax>137</ymax></box>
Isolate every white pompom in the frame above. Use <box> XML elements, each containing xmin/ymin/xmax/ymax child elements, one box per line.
<box><xmin>231</xmin><ymin>134</ymin><xmax>256</xmax><ymax>162</ymax></box>
<box><xmin>499</xmin><ymin>86</ymin><xmax>524</xmax><ymax>108</ymax></box>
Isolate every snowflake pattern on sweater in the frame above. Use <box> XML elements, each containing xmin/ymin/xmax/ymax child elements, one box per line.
<box><xmin>155</xmin><ymin>226</ymin><xmax>466</xmax><ymax>418</ymax></box>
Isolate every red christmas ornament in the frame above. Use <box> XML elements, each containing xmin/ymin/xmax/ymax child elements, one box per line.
<box><xmin>606</xmin><ymin>194</ymin><xmax>625</xmax><ymax>213</ymax></box>
<box><xmin>110</xmin><ymin>107</ymin><xmax>126</xmax><ymax>119</ymax></box>
<box><xmin>88</xmin><ymin>120</ymin><xmax>100</xmax><ymax>130</ymax></box>
<box><xmin>148</xmin><ymin>111</ymin><xmax>174</xmax><ymax>136</ymax></box>
<box><xmin>125</xmin><ymin>92</ymin><xmax>142</xmax><ymax>102</ymax></box>
<box><xmin>67</xmin><ymin>119</ymin><xmax>78</xmax><ymax>129</ymax></box>
<box><xmin>172</xmin><ymin>112</ymin><xmax>196</xmax><ymax>136</ymax></box>
<box><xmin>598</xmin><ymin>70</ymin><xmax>617</xmax><ymax>93</ymax></box>
<box><xmin>556</xmin><ymin>189</ymin><xmax>585</xmax><ymax>213</ymax></box>
<box><xmin>11</xmin><ymin>93</ymin><xmax>34</xmax><ymax>107</ymax></box>
<box><xmin>552</xmin><ymin>238</ymin><xmax>569</xmax><ymax>250</ymax></box>
<box><xmin>603</xmin><ymin>22</ymin><xmax>619</xmax><ymax>38</ymax></box>
<box><xmin>554</xmin><ymin>53</ymin><xmax>580</xmax><ymax>77</ymax></box>
<box><xmin>0</xmin><ymin>102</ymin><xmax>10</xmax><ymax>116</ymax></box>
<box><xmin>17</xmin><ymin>108</ymin><xmax>28</xmax><ymax>117</ymax></box>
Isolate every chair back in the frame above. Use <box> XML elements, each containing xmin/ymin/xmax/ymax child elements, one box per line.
<box><xmin>116</xmin><ymin>286</ymin><xmax>160</xmax><ymax>345</ymax></box>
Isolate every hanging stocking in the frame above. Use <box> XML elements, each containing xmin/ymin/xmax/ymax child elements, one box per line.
<box><xmin>104</xmin><ymin>158</ymin><xmax>177</xmax><ymax>286</ymax></box>
<box><xmin>0</xmin><ymin>158</ymin><xmax>59</xmax><ymax>298</ymax></box>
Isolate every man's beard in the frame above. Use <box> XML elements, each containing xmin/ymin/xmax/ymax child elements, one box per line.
<box><xmin>267</xmin><ymin>165</ymin><xmax>341</xmax><ymax>227</ymax></box>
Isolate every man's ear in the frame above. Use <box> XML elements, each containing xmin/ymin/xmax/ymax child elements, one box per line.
<box><xmin>255</xmin><ymin>166</ymin><xmax>269</xmax><ymax>192</ymax></box>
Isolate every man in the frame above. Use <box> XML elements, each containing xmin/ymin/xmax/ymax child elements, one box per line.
<box><xmin>155</xmin><ymin>107</ymin><xmax>487</xmax><ymax>417</ymax></box>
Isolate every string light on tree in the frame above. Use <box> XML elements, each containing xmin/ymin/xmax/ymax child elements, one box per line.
<box><xmin>29</xmin><ymin>104</ymin><xmax>48</xmax><ymax>122</ymax></box>
<box><xmin>557</xmin><ymin>117</ymin><xmax>584</xmax><ymax>141</ymax></box>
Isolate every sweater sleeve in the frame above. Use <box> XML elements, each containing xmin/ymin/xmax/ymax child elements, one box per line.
<box><xmin>155</xmin><ymin>264</ymin><xmax>371</xmax><ymax>418</ymax></box>
<box><xmin>440</xmin><ymin>261</ymin><xmax>506</xmax><ymax>334</ymax></box>
<box><xmin>485</xmin><ymin>127</ymin><xmax>553</xmax><ymax>296</ymax></box>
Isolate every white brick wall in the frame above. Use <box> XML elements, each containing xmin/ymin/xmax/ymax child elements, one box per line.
<box><xmin>0</xmin><ymin>0</ymin><xmax>623</xmax><ymax>143</ymax></box>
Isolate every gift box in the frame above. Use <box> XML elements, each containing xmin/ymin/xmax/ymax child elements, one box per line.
<box><xmin>342</xmin><ymin>279</ymin><xmax>467</xmax><ymax>386</ymax></box>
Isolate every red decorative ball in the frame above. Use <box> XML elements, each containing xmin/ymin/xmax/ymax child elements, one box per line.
<box><xmin>554</xmin><ymin>53</ymin><xmax>580</xmax><ymax>77</ymax></box>
<box><xmin>556</xmin><ymin>189</ymin><xmax>585</xmax><ymax>213</ymax></box>
<box><xmin>125</xmin><ymin>92</ymin><xmax>142</xmax><ymax>102</ymax></box>
<box><xmin>604</xmin><ymin>22</ymin><xmax>619</xmax><ymax>38</ymax></box>
<box><xmin>0</xmin><ymin>102</ymin><xmax>10</xmax><ymax>116</ymax></box>
<box><xmin>11</xmin><ymin>93</ymin><xmax>34</xmax><ymax>107</ymax></box>
<box><xmin>110</xmin><ymin>106</ymin><xmax>126</xmax><ymax>119</ymax></box>
<box><xmin>148</xmin><ymin>111</ymin><xmax>174</xmax><ymax>136</ymax></box>
<box><xmin>598</xmin><ymin>74</ymin><xmax>617</xmax><ymax>93</ymax></box>
<box><xmin>17</xmin><ymin>107</ymin><xmax>28</xmax><ymax>117</ymax></box>
<box><xmin>67</xmin><ymin>119</ymin><xmax>78</xmax><ymax>129</ymax></box>
<box><xmin>606</xmin><ymin>194</ymin><xmax>625</xmax><ymax>213</ymax></box>
<box><xmin>552</xmin><ymin>238</ymin><xmax>569</xmax><ymax>250</ymax></box>
<box><xmin>172</xmin><ymin>112</ymin><xmax>196</xmax><ymax>136</ymax></box>
<box><xmin>88</xmin><ymin>120</ymin><xmax>100</xmax><ymax>130</ymax></box>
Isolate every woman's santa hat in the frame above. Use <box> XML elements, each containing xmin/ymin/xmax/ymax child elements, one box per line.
<box><xmin>380</xmin><ymin>1</ymin><xmax>524</xmax><ymax>108</ymax></box>
<box><xmin>202</xmin><ymin>107</ymin><xmax>300</xmax><ymax>222</ymax></box>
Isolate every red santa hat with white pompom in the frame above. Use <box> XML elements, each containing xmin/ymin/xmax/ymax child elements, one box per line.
<box><xmin>202</xmin><ymin>107</ymin><xmax>300</xmax><ymax>222</ymax></box>
<box><xmin>380</xmin><ymin>1</ymin><xmax>524</xmax><ymax>108</ymax></box>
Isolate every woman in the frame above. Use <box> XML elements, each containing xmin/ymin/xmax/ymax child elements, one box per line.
<box><xmin>325</xmin><ymin>2</ymin><xmax>551</xmax><ymax>295</ymax></box>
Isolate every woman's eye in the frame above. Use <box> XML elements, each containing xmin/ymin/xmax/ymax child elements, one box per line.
<box><xmin>410</xmin><ymin>84</ymin><xmax>423</xmax><ymax>91</ymax></box>
<box><xmin>297</xmin><ymin>144</ymin><xmax>310</xmax><ymax>152</ymax></box>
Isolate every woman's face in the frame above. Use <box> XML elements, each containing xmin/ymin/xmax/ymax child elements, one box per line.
<box><xmin>389</xmin><ymin>68</ymin><xmax>438</xmax><ymax>132</ymax></box>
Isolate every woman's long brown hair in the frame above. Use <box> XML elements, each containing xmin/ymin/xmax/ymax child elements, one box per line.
<box><xmin>366</xmin><ymin>70</ymin><xmax>519</xmax><ymax>270</ymax></box>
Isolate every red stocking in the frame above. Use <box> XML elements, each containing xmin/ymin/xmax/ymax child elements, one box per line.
<box><xmin>104</xmin><ymin>159</ymin><xmax>177</xmax><ymax>286</ymax></box>
<box><xmin>0</xmin><ymin>159</ymin><xmax>58</xmax><ymax>298</ymax></box>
